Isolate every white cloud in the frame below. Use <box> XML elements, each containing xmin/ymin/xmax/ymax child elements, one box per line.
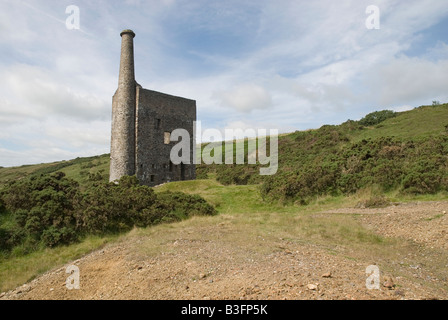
<box><xmin>0</xmin><ymin>64</ymin><xmax>110</xmax><ymax>123</ymax></box>
<box><xmin>1</xmin><ymin>0</ymin><xmax>448</xmax><ymax>166</ymax></box>
<box><xmin>213</xmin><ymin>83</ymin><xmax>272</xmax><ymax>113</ymax></box>
<box><xmin>365</xmin><ymin>56</ymin><xmax>448</xmax><ymax>106</ymax></box>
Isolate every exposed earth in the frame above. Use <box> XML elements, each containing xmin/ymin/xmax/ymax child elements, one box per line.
<box><xmin>1</xmin><ymin>201</ymin><xmax>447</xmax><ymax>300</ymax></box>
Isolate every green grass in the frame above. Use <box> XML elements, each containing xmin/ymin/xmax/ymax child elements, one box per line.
<box><xmin>59</xmin><ymin>154</ymin><xmax>110</xmax><ymax>188</ymax></box>
<box><xmin>1</xmin><ymin>176</ymin><xmax>447</xmax><ymax>293</ymax></box>
<box><xmin>1</xmin><ymin>103</ymin><xmax>447</xmax><ymax>293</ymax></box>
<box><xmin>0</xmin><ymin>163</ymin><xmax>51</xmax><ymax>186</ymax></box>
<box><xmin>0</xmin><ymin>154</ymin><xmax>110</xmax><ymax>189</ymax></box>
<box><xmin>147</xmin><ymin>178</ymin><xmax>442</xmax><ymax>277</ymax></box>
<box><xmin>156</xmin><ymin>179</ymin><xmax>393</xmax><ymax>248</ymax></box>
<box><xmin>351</xmin><ymin>104</ymin><xmax>448</xmax><ymax>142</ymax></box>
<box><xmin>0</xmin><ymin>234</ymin><xmax>117</xmax><ymax>292</ymax></box>
<box><xmin>155</xmin><ymin>179</ymin><xmax>303</xmax><ymax>215</ymax></box>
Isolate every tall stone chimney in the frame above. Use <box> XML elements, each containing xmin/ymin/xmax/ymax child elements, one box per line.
<box><xmin>110</xmin><ymin>29</ymin><xmax>136</xmax><ymax>182</ymax></box>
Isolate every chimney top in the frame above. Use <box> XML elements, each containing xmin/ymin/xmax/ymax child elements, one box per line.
<box><xmin>120</xmin><ymin>29</ymin><xmax>135</xmax><ymax>38</ymax></box>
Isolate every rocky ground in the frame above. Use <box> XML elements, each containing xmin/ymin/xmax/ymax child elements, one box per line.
<box><xmin>1</xmin><ymin>201</ymin><xmax>447</xmax><ymax>300</ymax></box>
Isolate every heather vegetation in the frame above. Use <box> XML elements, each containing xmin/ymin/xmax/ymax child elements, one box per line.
<box><xmin>197</xmin><ymin>104</ymin><xmax>448</xmax><ymax>203</ymax></box>
<box><xmin>0</xmin><ymin>173</ymin><xmax>215</xmax><ymax>257</ymax></box>
<box><xmin>0</xmin><ymin>103</ymin><xmax>447</xmax><ymax>293</ymax></box>
<box><xmin>0</xmin><ymin>103</ymin><xmax>446</xmax><ymax>261</ymax></box>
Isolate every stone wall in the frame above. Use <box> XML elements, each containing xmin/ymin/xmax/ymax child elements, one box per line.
<box><xmin>109</xmin><ymin>30</ymin><xmax>137</xmax><ymax>182</ymax></box>
<box><xmin>110</xmin><ymin>29</ymin><xmax>196</xmax><ymax>186</ymax></box>
<box><xmin>135</xmin><ymin>88</ymin><xmax>196</xmax><ymax>186</ymax></box>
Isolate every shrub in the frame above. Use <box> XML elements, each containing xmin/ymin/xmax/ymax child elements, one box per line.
<box><xmin>40</xmin><ymin>226</ymin><xmax>77</xmax><ymax>247</ymax></box>
<box><xmin>0</xmin><ymin>228</ymin><xmax>12</xmax><ymax>252</ymax></box>
<box><xmin>75</xmin><ymin>176</ymin><xmax>216</xmax><ymax>234</ymax></box>
<box><xmin>1</xmin><ymin>173</ymin><xmax>216</xmax><ymax>253</ymax></box>
<box><xmin>2</xmin><ymin>172</ymin><xmax>80</xmax><ymax>249</ymax></box>
<box><xmin>359</xmin><ymin>110</ymin><xmax>396</xmax><ymax>126</ymax></box>
<box><xmin>259</xmin><ymin>134</ymin><xmax>448</xmax><ymax>202</ymax></box>
<box><xmin>195</xmin><ymin>167</ymin><xmax>209</xmax><ymax>179</ymax></box>
<box><xmin>0</xmin><ymin>197</ymin><xmax>5</xmax><ymax>214</ymax></box>
<box><xmin>215</xmin><ymin>165</ymin><xmax>260</xmax><ymax>185</ymax></box>
<box><xmin>75</xmin><ymin>176</ymin><xmax>158</xmax><ymax>234</ymax></box>
<box><xmin>88</xmin><ymin>171</ymin><xmax>104</xmax><ymax>182</ymax></box>
<box><xmin>156</xmin><ymin>191</ymin><xmax>216</xmax><ymax>219</ymax></box>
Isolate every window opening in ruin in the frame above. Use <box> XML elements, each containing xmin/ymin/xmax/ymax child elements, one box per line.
<box><xmin>164</xmin><ymin>132</ymin><xmax>170</xmax><ymax>144</ymax></box>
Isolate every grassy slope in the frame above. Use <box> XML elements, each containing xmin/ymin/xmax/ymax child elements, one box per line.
<box><xmin>0</xmin><ymin>154</ymin><xmax>110</xmax><ymax>188</ymax></box>
<box><xmin>352</xmin><ymin>104</ymin><xmax>448</xmax><ymax>142</ymax></box>
<box><xmin>0</xmin><ymin>178</ymin><xmax>394</xmax><ymax>292</ymax></box>
<box><xmin>1</xmin><ymin>103</ymin><xmax>446</xmax><ymax>188</ymax></box>
<box><xmin>1</xmin><ymin>104</ymin><xmax>447</xmax><ymax>292</ymax></box>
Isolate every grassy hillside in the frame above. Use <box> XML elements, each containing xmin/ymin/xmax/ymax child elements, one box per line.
<box><xmin>1</xmin><ymin>103</ymin><xmax>446</xmax><ymax>191</ymax></box>
<box><xmin>2</xmin><ymin>178</ymin><xmax>447</xmax><ymax>294</ymax></box>
<box><xmin>0</xmin><ymin>154</ymin><xmax>110</xmax><ymax>189</ymax></box>
<box><xmin>198</xmin><ymin>103</ymin><xmax>448</xmax><ymax>202</ymax></box>
<box><xmin>1</xmin><ymin>103</ymin><xmax>447</xmax><ymax>204</ymax></box>
<box><xmin>0</xmin><ymin>103</ymin><xmax>447</xmax><ymax>293</ymax></box>
<box><xmin>351</xmin><ymin>104</ymin><xmax>448</xmax><ymax>141</ymax></box>
<box><xmin>0</xmin><ymin>178</ymin><xmax>399</xmax><ymax>292</ymax></box>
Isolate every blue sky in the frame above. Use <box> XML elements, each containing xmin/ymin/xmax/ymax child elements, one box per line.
<box><xmin>0</xmin><ymin>0</ymin><xmax>447</xmax><ymax>167</ymax></box>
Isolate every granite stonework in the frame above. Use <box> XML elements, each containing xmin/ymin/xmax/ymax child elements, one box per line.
<box><xmin>110</xmin><ymin>29</ymin><xmax>196</xmax><ymax>186</ymax></box>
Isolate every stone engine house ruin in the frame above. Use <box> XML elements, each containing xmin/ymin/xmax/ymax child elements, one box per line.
<box><xmin>110</xmin><ymin>29</ymin><xmax>196</xmax><ymax>186</ymax></box>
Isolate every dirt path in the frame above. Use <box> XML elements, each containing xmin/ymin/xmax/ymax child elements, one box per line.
<box><xmin>1</xmin><ymin>201</ymin><xmax>447</xmax><ymax>300</ymax></box>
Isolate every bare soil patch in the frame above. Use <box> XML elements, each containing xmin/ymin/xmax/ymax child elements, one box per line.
<box><xmin>2</xmin><ymin>201</ymin><xmax>448</xmax><ymax>300</ymax></box>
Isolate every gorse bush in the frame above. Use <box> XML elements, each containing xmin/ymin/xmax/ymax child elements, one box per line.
<box><xmin>259</xmin><ymin>135</ymin><xmax>448</xmax><ymax>203</ymax></box>
<box><xmin>0</xmin><ymin>197</ymin><xmax>6</xmax><ymax>214</ymax></box>
<box><xmin>155</xmin><ymin>191</ymin><xmax>217</xmax><ymax>221</ymax></box>
<box><xmin>359</xmin><ymin>110</ymin><xmax>396</xmax><ymax>126</ymax></box>
<box><xmin>196</xmin><ymin>136</ymin><xmax>273</xmax><ymax>186</ymax></box>
<box><xmin>0</xmin><ymin>173</ymin><xmax>216</xmax><ymax>255</ymax></box>
<box><xmin>2</xmin><ymin>171</ymin><xmax>80</xmax><ymax>248</ymax></box>
<box><xmin>196</xmin><ymin>106</ymin><xmax>448</xmax><ymax>204</ymax></box>
<box><xmin>74</xmin><ymin>175</ymin><xmax>158</xmax><ymax>234</ymax></box>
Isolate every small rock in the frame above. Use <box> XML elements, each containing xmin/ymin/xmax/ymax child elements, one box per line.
<box><xmin>21</xmin><ymin>285</ymin><xmax>31</xmax><ymax>293</ymax></box>
<box><xmin>383</xmin><ymin>276</ymin><xmax>395</xmax><ymax>289</ymax></box>
<box><xmin>307</xmin><ymin>284</ymin><xmax>318</xmax><ymax>291</ymax></box>
<box><xmin>394</xmin><ymin>290</ymin><xmax>405</xmax><ymax>297</ymax></box>
<box><xmin>49</xmin><ymin>288</ymin><xmax>54</xmax><ymax>291</ymax></box>
<box><xmin>199</xmin><ymin>273</ymin><xmax>206</xmax><ymax>279</ymax></box>
<box><xmin>443</xmin><ymin>211</ymin><xmax>446</xmax><ymax>215</ymax></box>
<box><xmin>322</xmin><ymin>272</ymin><xmax>332</xmax><ymax>278</ymax></box>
